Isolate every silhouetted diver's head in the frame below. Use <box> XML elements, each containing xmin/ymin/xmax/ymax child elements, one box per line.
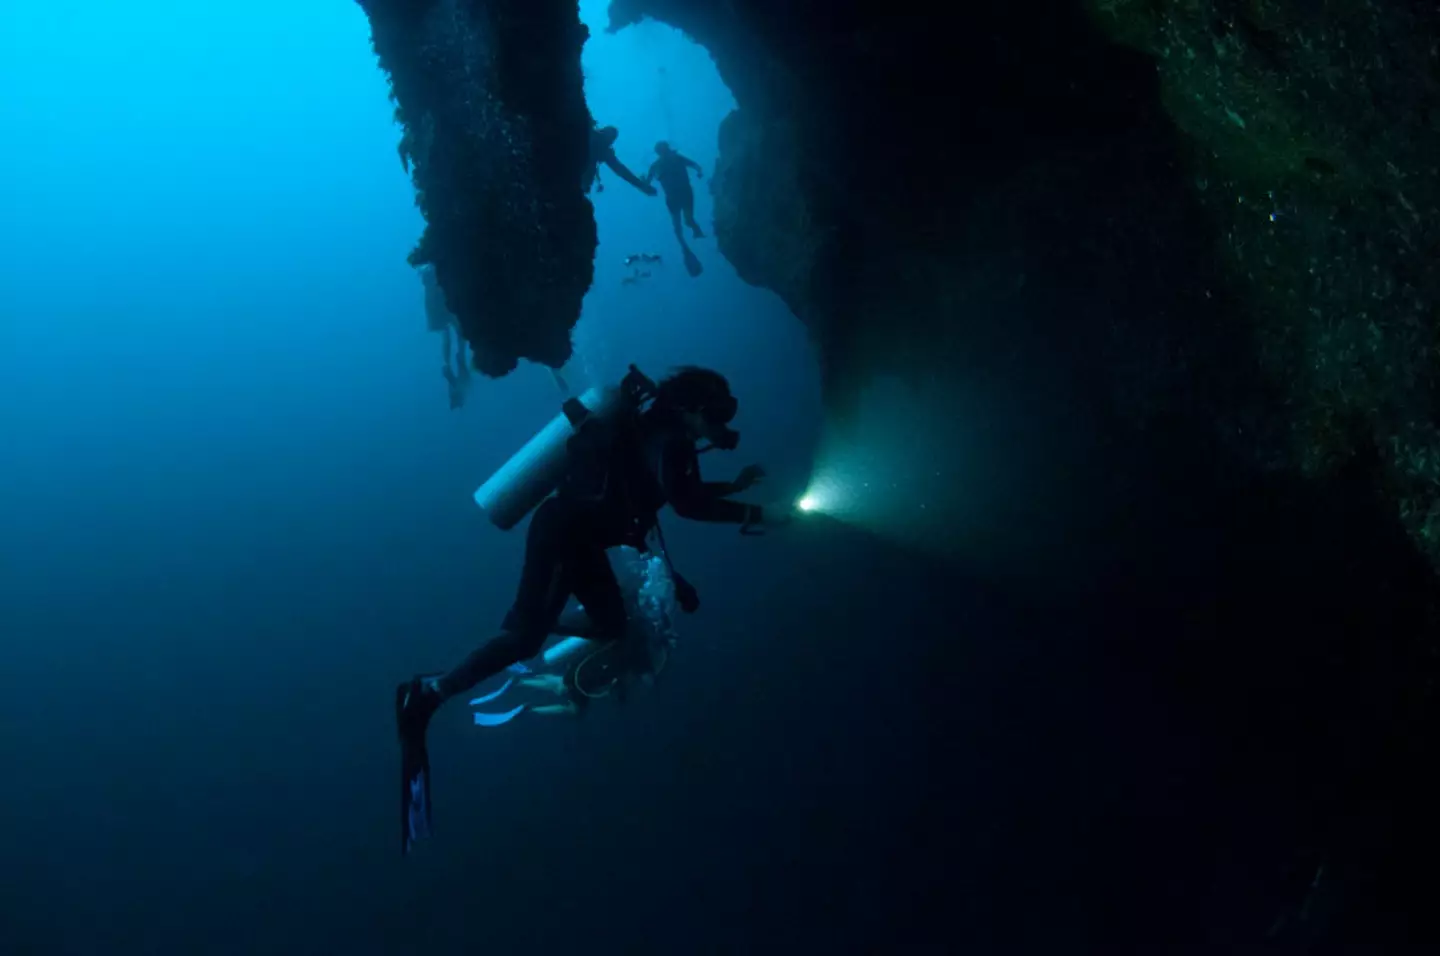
<box><xmin>655</xmin><ymin>367</ymin><xmax>740</xmax><ymax>449</ymax></box>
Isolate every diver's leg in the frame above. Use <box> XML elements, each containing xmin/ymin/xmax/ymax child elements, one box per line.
<box><xmin>399</xmin><ymin>497</ymin><xmax>575</xmax><ymax>736</ymax></box>
<box><xmin>564</xmin><ymin>551</ymin><xmax>632</xmax><ymax>701</ymax></box>
<box><xmin>441</xmin><ymin>325</ymin><xmax>453</xmax><ymax>366</ymax></box>
<box><xmin>668</xmin><ymin>202</ymin><xmax>686</xmax><ymax>248</ymax></box>
<box><xmin>684</xmin><ymin>193</ymin><xmax>704</xmax><ymax>239</ymax></box>
<box><xmin>432</xmin><ymin>499</ymin><xmax>580</xmax><ymax>700</ymax></box>
<box><xmin>433</xmin><ymin>628</ymin><xmax>545</xmax><ymax>701</ymax></box>
<box><xmin>568</xmin><ymin>543</ymin><xmax>627</xmax><ymax>644</ymax></box>
<box><xmin>484</xmin><ymin>547</ymin><xmax>618</xmax><ymax>722</ymax></box>
<box><xmin>396</xmin><ymin>500</ymin><xmax>583</xmax><ymax>852</ymax></box>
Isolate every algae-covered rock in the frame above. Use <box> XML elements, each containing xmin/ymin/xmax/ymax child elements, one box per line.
<box><xmin>1088</xmin><ymin>0</ymin><xmax>1440</xmax><ymax>561</ymax></box>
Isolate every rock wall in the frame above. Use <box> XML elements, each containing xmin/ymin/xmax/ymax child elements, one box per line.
<box><xmin>1092</xmin><ymin>0</ymin><xmax>1440</xmax><ymax>568</ymax></box>
<box><xmin>605</xmin><ymin>1</ymin><xmax>1440</xmax><ymax>940</ymax></box>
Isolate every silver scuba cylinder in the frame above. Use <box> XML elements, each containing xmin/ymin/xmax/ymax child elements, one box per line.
<box><xmin>472</xmin><ymin>386</ymin><xmax>629</xmax><ymax>530</ymax></box>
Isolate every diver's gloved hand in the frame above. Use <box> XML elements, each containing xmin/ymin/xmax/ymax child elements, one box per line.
<box><xmin>673</xmin><ymin>574</ymin><xmax>700</xmax><ymax>614</ymax></box>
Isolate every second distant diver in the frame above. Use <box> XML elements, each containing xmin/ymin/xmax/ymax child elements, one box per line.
<box><xmin>418</xmin><ymin>263</ymin><xmax>470</xmax><ymax>410</ymax></box>
<box><xmin>586</xmin><ymin>125</ymin><xmax>657</xmax><ymax>198</ymax></box>
<box><xmin>646</xmin><ymin>142</ymin><xmax>705</xmax><ymax>275</ymax></box>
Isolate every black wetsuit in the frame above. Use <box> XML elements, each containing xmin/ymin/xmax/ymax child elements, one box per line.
<box><xmin>648</xmin><ymin>152</ymin><xmax>703</xmax><ymax>239</ymax></box>
<box><xmin>435</xmin><ymin>410</ymin><xmax>751</xmax><ymax>699</ymax></box>
<box><xmin>397</xmin><ymin>404</ymin><xmax>750</xmax><ymax>854</ymax></box>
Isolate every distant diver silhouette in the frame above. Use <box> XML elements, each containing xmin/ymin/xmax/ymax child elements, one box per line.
<box><xmin>645</xmin><ymin>142</ymin><xmax>706</xmax><ymax>278</ymax></box>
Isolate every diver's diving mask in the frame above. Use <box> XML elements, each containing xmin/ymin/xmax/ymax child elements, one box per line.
<box><xmin>697</xmin><ymin>395</ymin><xmax>740</xmax><ymax>452</ymax></box>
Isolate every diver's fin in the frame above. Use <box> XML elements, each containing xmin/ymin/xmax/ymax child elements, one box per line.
<box><xmin>467</xmin><ymin>678</ymin><xmax>514</xmax><ymax>706</ymax></box>
<box><xmin>402</xmin><ymin>760</ymin><xmax>431</xmax><ymax>855</ymax></box>
<box><xmin>683</xmin><ymin>247</ymin><xmax>703</xmax><ymax>277</ymax></box>
<box><xmin>473</xmin><ymin>704</ymin><xmax>527</xmax><ymax>727</ymax></box>
<box><xmin>396</xmin><ymin>678</ymin><xmax>440</xmax><ymax>856</ymax></box>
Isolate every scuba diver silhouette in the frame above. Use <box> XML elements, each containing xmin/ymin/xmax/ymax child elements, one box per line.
<box><xmin>586</xmin><ymin>125</ymin><xmax>656</xmax><ymax>197</ymax></box>
<box><xmin>395</xmin><ymin>366</ymin><xmax>794</xmax><ymax>855</ymax></box>
<box><xmin>645</xmin><ymin>142</ymin><xmax>705</xmax><ymax>276</ymax></box>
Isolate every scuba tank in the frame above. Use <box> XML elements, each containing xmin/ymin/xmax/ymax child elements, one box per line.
<box><xmin>473</xmin><ymin>366</ymin><xmax>658</xmax><ymax>530</ymax></box>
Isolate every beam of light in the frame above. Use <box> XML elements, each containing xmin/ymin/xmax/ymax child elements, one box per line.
<box><xmin>794</xmin><ymin>376</ymin><xmax>958</xmax><ymax>543</ymax></box>
<box><xmin>794</xmin><ymin>472</ymin><xmax>852</xmax><ymax>518</ymax></box>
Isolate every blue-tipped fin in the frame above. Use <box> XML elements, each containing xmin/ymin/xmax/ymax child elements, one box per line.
<box><xmin>473</xmin><ymin>703</ymin><xmax>526</xmax><ymax>727</ymax></box>
<box><xmin>405</xmin><ymin>770</ymin><xmax>431</xmax><ymax>853</ymax></box>
<box><xmin>468</xmin><ymin>678</ymin><xmax>514</xmax><ymax>706</ymax></box>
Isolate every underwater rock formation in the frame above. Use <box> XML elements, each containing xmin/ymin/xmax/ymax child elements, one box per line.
<box><xmin>1089</xmin><ymin>0</ymin><xmax>1440</xmax><ymax>568</ymax></box>
<box><xmin>605</xmin><ymin>0</ymin><xmax>1440</xmax><ymax>943</ymax></box>
<box><xmin>358</xmin><ymin>0</ymin><xmax>596</xmax><ymax>375</ymax></box>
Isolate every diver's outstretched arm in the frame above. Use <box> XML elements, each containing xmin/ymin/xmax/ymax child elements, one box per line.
<box><xmin>665</xmin><ymin>445</ymin><xmax>756</xmax><ymax>524</ymax></box>
<box><xmin>698</xmin><ymin>479</ymin><xmax>742</xmax><ymax>498</ymax></box>
<box><xmin>604</xmin><ymin>156</ymin><xmax>655</xmax><ymax>194</ymax></box>
<box><xmin>681</xmin><ymin>155</ymin><xmax>702</xmax><ymax>176</ymax></box>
